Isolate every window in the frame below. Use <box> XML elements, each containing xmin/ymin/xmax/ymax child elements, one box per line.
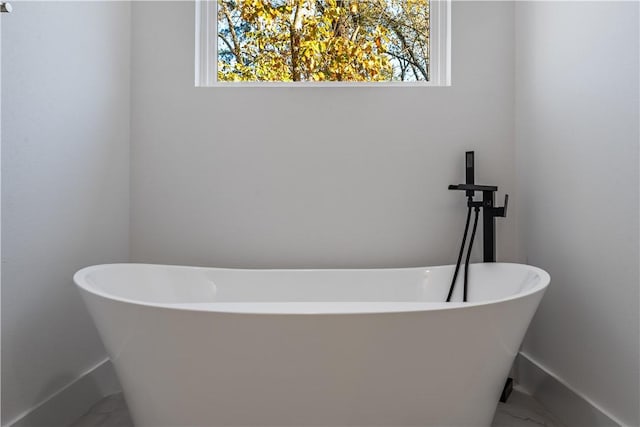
<box><xmin>196</xmin><ymin>0</ymin><xmax>450</xmax><ymax>86</ymax></box>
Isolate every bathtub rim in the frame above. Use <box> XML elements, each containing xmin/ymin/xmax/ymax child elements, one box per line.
<box><xmin>73</xmin><ymin>262</ymin><xmax>550</xmax><ymax>315</ymax></box>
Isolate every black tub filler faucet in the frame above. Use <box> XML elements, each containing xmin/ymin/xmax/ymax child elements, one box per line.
<box><xmin>448</xmin><ymin>150</ymin><xmax>513</xmax><ymax>403</ymax></box>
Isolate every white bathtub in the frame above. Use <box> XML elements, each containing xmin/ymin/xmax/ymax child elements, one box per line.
<box><xmin>74</xmin><ymin>262</ymin><xmax>549</xmax><ymax>427</ymax></box>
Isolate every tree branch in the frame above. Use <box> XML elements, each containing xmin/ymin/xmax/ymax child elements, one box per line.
<box><xmin>221</xmin><ymin>1</ymin><xmax>242</xmax><ymax>64</ymax></box>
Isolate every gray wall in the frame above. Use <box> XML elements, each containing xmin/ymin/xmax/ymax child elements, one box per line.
<box><xmin>515</xmin><ymin>2</ymin><xmax>639</xmax><ymax>425</ymax></box>
<box><xmin>130</xmin><ymin>1</ymin><xmax>519</xmax><ymax>269</ymax></box>
<box><xmin>1</xmin><ymin>2</ymin><xmax>130</xmax><ymax>423</ymax></box>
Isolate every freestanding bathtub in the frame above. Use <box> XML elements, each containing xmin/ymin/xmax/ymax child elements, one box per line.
<box><xmin>74</xmin><ymin>262</ymin><xmax>549</xmax><ymax>427</ymax></box>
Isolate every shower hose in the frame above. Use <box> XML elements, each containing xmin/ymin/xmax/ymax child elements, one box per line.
<box><xmin>446</xmin><ymin>198</ymin><xmax>480</xmax><ymax>303</ymax></box>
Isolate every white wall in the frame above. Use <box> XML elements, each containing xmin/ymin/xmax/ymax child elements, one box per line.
<box><xmin>1</xmin><ymin>2</ymin><xmax>130</xmax><ymax>424</ymax></box>
<box><xmin>130</xmin><ymin>1</ymin><xmax>518</xmax><ymax>269</ymax></box>
<box><xmin>515</xmin><ymin>2</ymin><xmax>639</xmax><ymax>425</ymax></box>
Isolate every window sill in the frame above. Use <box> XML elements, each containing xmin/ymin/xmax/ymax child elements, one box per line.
<box><xmin>195</xmin><ymin>81</ymin><xmax>452</xmax><ymax>88</ymax></box>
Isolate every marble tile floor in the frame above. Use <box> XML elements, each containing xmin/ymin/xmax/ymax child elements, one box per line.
<box><xmin>70</xmin><ymin>386</ymin><xmax>565</xmax><ymax>427</ymax></box>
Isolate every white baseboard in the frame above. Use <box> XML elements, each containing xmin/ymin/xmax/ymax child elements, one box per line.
<box><xmin>5</xmin><ymin>358</ymin><xmax>120</xmax><ymax>427</ymax></box>
<box><xmin>514</xmin><ymin>352</ymin><xmax>622</xmax><ymax>427</ymax></box>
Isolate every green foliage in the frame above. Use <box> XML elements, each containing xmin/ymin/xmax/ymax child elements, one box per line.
<box><xmin>217</xmin><ymin>0</ymin><xmax>430</xmax><ymax>82</ymax></box>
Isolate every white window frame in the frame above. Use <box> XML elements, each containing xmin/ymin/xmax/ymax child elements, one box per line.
<box><xmin>195</xmin><ymin>0</ymin><xmax>450</xmax><ymax>87</ymax></box>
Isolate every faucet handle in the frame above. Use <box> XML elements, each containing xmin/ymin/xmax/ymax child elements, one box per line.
<box><xmin>495</xmin><ymin>194</ymin><xmax>508</xmax><ymax>217</ymax></box>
